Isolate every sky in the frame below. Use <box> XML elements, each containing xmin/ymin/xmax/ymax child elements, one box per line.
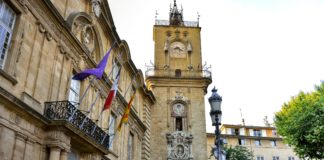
<box><xmin>108</xmin><ymin>0</ymin><xmax>324</xmax><ymax>133</ymax></box>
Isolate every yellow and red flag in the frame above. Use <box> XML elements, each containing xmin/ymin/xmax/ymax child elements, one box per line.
<box><xmin>117</xmin><ymin>91</ymin><xmax>136</xmax><ymax>131</ymax></box>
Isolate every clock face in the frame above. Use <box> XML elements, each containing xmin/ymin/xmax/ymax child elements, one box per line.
<box><xmin>170</xmin><ymin>42</ymin><xmax>186</xmax><ymax>58</ymax></box>
<box><xmin>173</xmin><ymin>103</ymin><xmax>185</xmax><ymax>116</ymax></box>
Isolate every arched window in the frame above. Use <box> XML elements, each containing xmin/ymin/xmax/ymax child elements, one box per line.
<box><xmin>171</xmin><ymin>103</ymin><xmax>187</xmax><ymax>131</ymax></box>
<box><xmin>175</xmin><ymin>69</ymin><xmax>181</xmax><ymax>77</ymax></box>
<box><xmin>176</xmin><ymin>117</ymin><xmax>183</xmax><ymax>131</ymax></box>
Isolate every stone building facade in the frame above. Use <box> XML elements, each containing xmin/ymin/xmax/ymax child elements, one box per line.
<box><xmin>0</xmin><ymin>0</ymin><xmax>155</xmax><ymax>160</ymax></box>
<box><xmin>207</xmin><ymin>124</ymin><xmax>300</xmax><ymax>160</ymax></box>
<box><xmin>146</xmin><ymin>1</ymin><xmax>212</xmax><ymax>160</ymax></box>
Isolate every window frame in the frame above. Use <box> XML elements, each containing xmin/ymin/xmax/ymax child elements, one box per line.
<box><xmin>0</xmin><ymin>0</ymin><xmax>17</xmax><ymax>70</ymax></box>
<box><xmin>270</xmin><ymin>140</ymin><xmax>277</xmax><ymax>147</ymax></box>
<box><xmin>68</xmin><ymin>76</ymin><xmax>81</xmax><ymax>104</ymax></box>
<box><xmin>108</xmin><ymin>112</ymin><xmax>117</xmax><ymax>149</ymax></box>
<box><xmin>127</xmin><ymin>132</ymin><xmax>134</xmax><ymax>160</ymax></box>
<box><xmin>257</xmin><ymin>156</ymin><xmax>264</xmax><ymax>160</ymax></box>
<box><xmin>255</xmin><ymin>139</ymin><xmax>261</xmax><ymax>146</ymax></box>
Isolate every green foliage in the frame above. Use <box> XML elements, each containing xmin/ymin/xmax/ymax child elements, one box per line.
<box><xmin>274</xmin><ymin>81</ymin><xmax>324</xmax><ymax>159</ymax></box>
<box><xmin>223</xmin><ymin>145</ymin><xmax>253</xmax><ymax>160</ymax></box>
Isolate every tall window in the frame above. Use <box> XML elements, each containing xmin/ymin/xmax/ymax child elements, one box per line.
<box><xmin>112</xmin><ymin>58</ymin><xmax>120</xmax><ymax>79</ymax></box>
<box><xmin>257</xmin><ymin>156</ymin><xmax>264</xmax><ymax>160</ymax></box>
<box><xmin>230</xmin><ymin>128</ymin><xmax>239</xmax><ymax>135</ymax></box>
<box><xmin>288</xmin><ymin>156</ymin><xmax>295</xmax><ymax>160</ymax></box>
<box><xmin>253</xmin><ymin>129</ymin><xmax>262</xmax><ymax>137</ymax></box>
<box><xmin>270</xmin><ymin>140</ymin><xmax>277</xmax><ymax>147</ymax></box>
<box><xmin>175</xmin><ymin>69</ymin><xmax>181</xmax><ymax>77</ymax></box>
<box><xmin>255</xmin><ymin>139</ymin><xmax>261</xmax><ymax>146</ymax></box>
<box><xmin>0</xmin><ymin>0</ymin><xmax>16</xmax><ymax>69</ymax></box>
<box><xmin>175</xmin><ymin>117</ymin><xmax>183</xmax><ymax>131</ymax></box>
<box><xmin>108</xmin><ymin>113</ymin><xmax>116</xmax><ymax>149</ymax></box>
<box><xmin>67</xmin><ymin>149</ymin><xmax>78</xmax><ymax>160</ymax></box>
<box><xmin>272</xmin><ymin>130</ymin><xmax>278</xmax><ymax>137</ymax></box>
<box><xmin>238</xmin><ymin>138</ymin><xmax>245</xmax><ymax>145</ymax></box>
<box><xmin>127</xmin><ymin>133</ymin><xmax>134</xmax><ymax>160</ymax></box>
<box><xmin>68</xmin><ymin>78</ymin><xmax>81</xmax><ymax>103</ymax></box>
<box><xmin>272</xmin><ymin>156</ymin><xmax>279</xmax><ymax>160</ymax></box>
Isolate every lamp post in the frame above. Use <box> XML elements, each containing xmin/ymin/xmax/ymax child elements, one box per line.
<box><xmin>208</xmin><ymin>87</ymin><xmax>223</xmax><ymax>160</ymax></box>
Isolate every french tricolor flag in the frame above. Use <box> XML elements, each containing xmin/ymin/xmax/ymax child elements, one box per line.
<box><xmin>102</xmin><ymin>69</ymin><xmax>121</xmax><ymax>111</ymax></box>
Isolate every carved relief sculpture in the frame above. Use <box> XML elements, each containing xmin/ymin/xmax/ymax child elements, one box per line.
<box><xmin>166</xmin><ymin>131</ymin><xmax>193</xmax><ymax>160</ymax></box>
<box><xmin>92</xmin><ymin>0</ymin><xmax>101</xmax><ymax>17</ymax></box>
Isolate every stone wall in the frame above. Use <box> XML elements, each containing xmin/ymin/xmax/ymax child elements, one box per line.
<box><xmin>0</xmin><ymin>0</ymin><xmax>155</xmax><ymax>160</ymax></box>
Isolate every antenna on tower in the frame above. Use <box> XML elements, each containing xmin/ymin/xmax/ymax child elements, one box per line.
<box><xmin>155</xmin><ymin>10</ymin><xmax>158</xmax><ymax>21</ymax></box>
<box><xmin>263</xmin><ymin>116</ymin><xmax>271</xmax><ymax>127</ymax></box>
<box><xmin>240</xmin><ymin>108</ymin><xmax>245</xmax><ymax>126</ymax></box>
<box><xmin>197</xmin><ymin>12</ymin><xmax>200</xmax><ymax>26</ymax></box>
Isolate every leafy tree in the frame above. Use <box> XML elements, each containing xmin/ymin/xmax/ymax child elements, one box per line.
<box><xmin>274</xmin><ymin>81</ymin><xmax>324</xmax><ymax>159</ymax></box>
<box><xmin>223</xmin><ymin>145</ymin><xmax>253</xmax><ymax>160</ymax></box>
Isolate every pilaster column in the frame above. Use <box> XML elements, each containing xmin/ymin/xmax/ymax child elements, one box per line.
<box><xmin>49</xmin><ymin>147</ymin><xmax>61</xmax><ymax>160</ymax></box>
<box><xmin>24</xmin><ymin>138</ymin><xmax>35</xmax><ymax>160</ymax></box>
<box><xmin>12</xmin><ymin>132</ymin><xmax>27</xmax><ymax>160</ymax></box>
<box><xmin>60</xmin><ymin>150</ymin><xmax>68</xmax><ymax>160</ymax></box>
<box><xmin>0</xmin><ymin>126</ymin><xmax>15</xmax><ymax>160</ymax></box>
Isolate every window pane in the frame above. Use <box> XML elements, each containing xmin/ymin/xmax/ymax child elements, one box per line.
<box><xmin>108</xmin><ymin>114</ymin><xmax>116</xmax><ymax>149</ymax></box>
<box><xmin>69</xmin><ymin>79</ymin><xmax>80</xmax><ymax>103</ymax></box>
<box><xmin>127</xmin><ymin>133</ymin><xmax>133</xmax><ymax>160</ymax></box>
<box><xmin>0</xmin><ymin>1</ymin><xmax>16</xmax><ymax>69</ymax></box>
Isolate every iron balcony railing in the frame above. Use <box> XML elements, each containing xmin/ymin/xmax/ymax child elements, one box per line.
<box><xmin>145</xmin><ymin>68</ymin><xmax>212</xmax><ymax>79</ymax></box>
<box><xmin>155</xmin><ymin>20</ymin><xmax>199</xmax><ymax>27</ymax></box>
<box><xmin>44</xmin><ymin>101</ymin><xmax>110</xmax><ymax>149</ymax></box>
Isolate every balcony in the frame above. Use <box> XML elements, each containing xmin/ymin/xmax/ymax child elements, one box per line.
<box><xmin>44</xmin><ymin>101</ymin><xmax>110</xmax><ymax>150</ymax></box>
<box><xmin>155</xmin><ymin>20</ymin><xmax>199</xmax><ymax>27</ymax></box>
<box><xmin>145</xmin><ymin>68</ymin><xmax>212</xmax><ymax>80</ymax></box>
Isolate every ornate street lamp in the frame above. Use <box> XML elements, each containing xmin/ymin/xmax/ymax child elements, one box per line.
<box><xmin>208</xmin><ymin>87</ymin><xmax>223</xmax><ymax>160</ymax></box>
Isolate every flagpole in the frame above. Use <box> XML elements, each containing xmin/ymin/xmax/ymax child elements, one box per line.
<box><xmin>102</xmin><ymin>117</ymin><xmax>115</xmax><ymax>145</ymax></box>
<box><xmin>123</xmin><ymin>71</ymin><xmax>140</xmax><ymax>97</ymax></box>
<box><xmin>124</xmin><ymin>76</ymin><xmax>135</xmax><ymax>97</ymax></box>
<box><xmin>79</xmin><ymin>86</ymin><xmax>103</xmax><ymax>129</ymax></box>
<box><xmin>78</xmin><ymin>77</ymin><xmax>95</xmax><ymax>105</ymax></box>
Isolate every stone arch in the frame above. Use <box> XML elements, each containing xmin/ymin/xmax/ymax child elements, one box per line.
<box><xmin>118</xmin><ymin>40</ymin><xmax>131</xmax><ymax>62</ymax></box>
<box><xmin>136</xmin><ymin>69</ymin><xmax>145</xmax><ymax>86</ymax></box>
<box><xmin>66</xmin><ymin>12</ymin><xmax>104</xmax><ymax>63</ymax></box>
<box><xmin>170</xmin><ymin>101</ymin><xmax>188</xmax><ymax>131</ymax></box>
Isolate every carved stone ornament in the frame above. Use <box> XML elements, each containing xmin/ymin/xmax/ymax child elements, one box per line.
<box><xmin>92</xmin><ymin>0</ymin><xmax>101</xmax><ymax>17</ymax></box>
<box><xmin>172</xmin><ymin>103</ymin><xmax>185</xmax><ymax>117</ymax></box>
<box><xmin>166</xmin><ymin>131</ymin><xmax>193</xmax><ymax>160</ymax></box>
<box><xmin>81</xmin><ymin>24</ymin><xmax>95</xmax><ymax>52</ymax></box>
<box><xmin>169</xmin><ymin>41</ymin><xmax>186</xmax><ymax>58</ymax></box>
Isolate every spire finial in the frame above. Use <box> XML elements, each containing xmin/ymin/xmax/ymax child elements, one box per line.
<box><xmin>169</xmin><ymin>0</ymin><xmax>184</xmax><ymax>26</ymax></box>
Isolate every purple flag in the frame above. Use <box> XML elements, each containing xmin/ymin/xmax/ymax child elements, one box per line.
<box><xmin>73</xmin><ymin>43</ymin><xmax>116</xmax><ymax>80</ymax></box>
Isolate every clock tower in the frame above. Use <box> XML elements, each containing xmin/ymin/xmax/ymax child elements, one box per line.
<box><xmin>146</xmin><ymin>1</ymin><xmax>212</xmax><ymax>159</ymax></box>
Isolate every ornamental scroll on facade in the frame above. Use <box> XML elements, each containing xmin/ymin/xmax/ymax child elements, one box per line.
<box><xmin>166</xmin><ymin>131</ymin><xmax>194</xmax><ymax>160</ymax></box>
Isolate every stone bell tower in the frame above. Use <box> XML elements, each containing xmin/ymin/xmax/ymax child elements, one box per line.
<box><xmin>145</xmin><ymin>0</ymin><xmax>212</xmax><ymax>159</ymax></box>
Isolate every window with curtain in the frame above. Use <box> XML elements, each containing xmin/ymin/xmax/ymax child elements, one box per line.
<box><xmin>255</xmin><ymin>139</ymin><xmax>261</xmax><ymax>146</ymax></box>
<box><xmin>68</xmin><ymin>77</ymin><xmax>81</xmax><ymax>104</ymax></box>
<box><xmin>112</xmin><ymin>58</ymin><xmax>120</xmax><ymax>79</ymax></box>
<box><xmin>108</xmin><ymin>113</ymin><xmax>116</xmax><ymax>149</ymax></box>
<box><xmin>272</xmin><ymin>156</ymin><xmax>279</xmax><ymax>160</ymax></box>
<box><xmin>0</xmin><ymin>0</ymin><xmax>16</xmax><ymax>69</ymax></box>
<box><xmin>270</xmin><ymin>140</ymin><xmax>277</xmax><ymax>147</ymax></box>
<box><xmin>127</xmin><ymin>133</ymin><xmax>134</xmax><ymax>160</ymax></box>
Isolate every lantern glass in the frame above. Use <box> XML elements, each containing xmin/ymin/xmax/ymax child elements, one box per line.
<box><xmin>210</xmin><ymin>112</ymin><xmax>222</xmax><ymax>126</ymax></box>
<box><xmin>210</xmin><ymin>100</ymin><xmax>221</xmax><ymax>112</ymax></box>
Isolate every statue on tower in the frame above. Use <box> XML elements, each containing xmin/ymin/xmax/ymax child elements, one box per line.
<box><xmin>169</xmin><ymin>0</ymin><xmax>184</xmax><ymax>26</ymax></box>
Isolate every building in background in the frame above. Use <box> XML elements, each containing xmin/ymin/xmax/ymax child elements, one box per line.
<box><xmin>207</xmin><ymin>124</ymin><xmax>299</xmax><ymax>160</ymax></box>
<box><xmin>0</xmin><ymin>0</ymin><xmax>155</xmax><ymax>160</ymax></box>
<box><xmin>145</xmin><ymin>0</ymin><xmax>212</xmax><ymax>160</ymax></box>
